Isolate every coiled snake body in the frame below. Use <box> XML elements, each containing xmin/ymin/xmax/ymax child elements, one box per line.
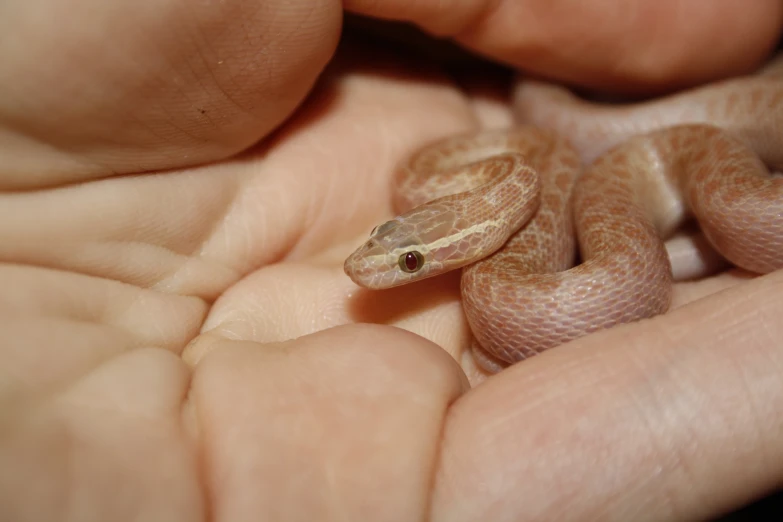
<box><xmin>344</xmin><ymin>56</ymin><xmax>783</xmax><ymax>371</ymax></box>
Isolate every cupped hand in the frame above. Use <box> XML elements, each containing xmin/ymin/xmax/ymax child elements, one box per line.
<box><xmin>2</xmin><ymin>0</ymin><xmax>782</xmax><ymax>521</ymax></box>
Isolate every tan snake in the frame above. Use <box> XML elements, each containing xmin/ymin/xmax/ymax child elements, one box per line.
<box><xmin>344</xmin><ymin>55</ymin><xmax>783</xmax><ymax>371</ymax></box>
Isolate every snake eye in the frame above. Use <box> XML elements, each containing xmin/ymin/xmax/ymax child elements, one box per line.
<box><xmin>398</xmin><ymin>251</ymin><xmax>424</xmax><ymax>273</ymax></box>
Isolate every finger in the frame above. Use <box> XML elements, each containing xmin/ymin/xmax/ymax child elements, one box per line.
<box><xmin>0</xmin><ymin>0</ymin><xmax>341</xmax><ymax>189</ymax></box>
<box><xmin>0</xmin><ymin>263</ymin><xmax>205</xmax><ymax>397</ymax></box>
<box><xmin>346</xmin><ymin>0</ymin><xmax>783</xmax><ymax>92</ymax></box>
<box><xmin>189</xmin><ymin>324</ymin><xmax>467</xmax><ymax>521</ymax></box>
<box><xmin>671</xmin><ymin>271</ymin><xmax>752</xmax><ymax>309</ymax></box>
<box><xmin>432</xmin><ymin>269</ymin><xmax>783</xmax><ymax>521</ymax></box>
<box><xmin>0</xmin><ymin>340</ymin><xmax>197</xmax><ymax>521</ymax></box>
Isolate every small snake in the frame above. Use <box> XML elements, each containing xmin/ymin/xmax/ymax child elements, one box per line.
<box><xmin>344</xmin><ymin>55</ymin><xmax>783</xmax><ymax>372</ymax></box>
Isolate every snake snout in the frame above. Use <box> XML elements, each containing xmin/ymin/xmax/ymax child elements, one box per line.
<box><xmin>344</xmin><ymin>249</ymin><xmax>377</xmax><ymax>287</ymax></box>
<box><xmin>344</xmin><ymin>241</ymin><xmax>395</xmax><ymax>289</ymax></box>
<box><xmin>343</xmin><ymin>253</ymin><xmax>365</xmax><ymax>283</ymax></box>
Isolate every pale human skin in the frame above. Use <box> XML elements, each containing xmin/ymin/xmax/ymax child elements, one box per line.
<box><xmin>1</xmin><ymin>0</ymin><xmax>783</xmax><ymax>520</ymax></box>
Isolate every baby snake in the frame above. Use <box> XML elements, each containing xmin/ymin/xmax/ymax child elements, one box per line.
<box><xmin>344</xmin><ymin>54</ymin><xmax>783</xmax><ymax>372</ymax></box>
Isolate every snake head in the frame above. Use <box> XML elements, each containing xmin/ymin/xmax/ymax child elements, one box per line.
<box><xmin>343</xmin><ymin>218</ymin><xmax>433</xmax><ymax>289</ymax></box>
<box><xmin>344</xmin><ymin>206</ymin><xmax>464</xmax><ymax>289</ymax></box>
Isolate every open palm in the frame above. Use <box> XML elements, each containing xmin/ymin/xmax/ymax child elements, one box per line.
<box><xmin>2</xmin><ymin>1</ymin><xmax>782</xmax><ymax>521</ymax></box>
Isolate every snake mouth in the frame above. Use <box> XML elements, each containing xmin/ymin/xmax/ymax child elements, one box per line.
<box><xmin>343</xmin><ymin>254</ymin><xmax>367</xmax><ymax>285</ymax></box>
<box><xmin>343</xmin><ymin>245</ymin><xmax>385</xmax><ymax>289</ymax></box>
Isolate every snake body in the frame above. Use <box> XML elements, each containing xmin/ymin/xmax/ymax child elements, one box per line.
<box><xmin>344</xmin><ymin>56</ymin><xmax>783</xmax><ymax>370</ymax></box>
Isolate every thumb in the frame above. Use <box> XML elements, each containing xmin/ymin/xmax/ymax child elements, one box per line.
<box><xmin>0</xmin><ymin>0</ymin><xmax>341</xmax><ymax>189</ymax></box>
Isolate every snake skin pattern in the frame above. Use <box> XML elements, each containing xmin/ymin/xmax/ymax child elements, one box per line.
<box><xmin>344</xmin><ymin>55</ymin><xmax>783</xmax><ymax>371</ymax></box>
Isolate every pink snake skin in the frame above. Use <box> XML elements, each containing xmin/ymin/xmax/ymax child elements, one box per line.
<box><xmin>344</xmin><ymin>54</ymin><xmax>783</xmax><ymax>371</ymax></box>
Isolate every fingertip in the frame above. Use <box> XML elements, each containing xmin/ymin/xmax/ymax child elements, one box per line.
<box><xmin>467</xmin><ymin>0</ymin><xmax>782</xmax><ymax>91</ymax></box>
<box><xmin>433</xmin><ymin>270</ymin><xmax>783</xmax><ymax>521</ymax></box>
<box><xmin>346</xmin><ymin>0</ymin><xmax>783</xmax><ymax>92</ymax></box>
<box><xmin>0</xmin><ymin>0</ymin><xmax>345</xmax><ymax>187</ymax></box>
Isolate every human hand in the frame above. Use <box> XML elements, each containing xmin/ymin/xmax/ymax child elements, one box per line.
<box><xmin>2</xmin><ymin>0</ymin><xmax>782</xmax><ymax>520</ymax></box>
